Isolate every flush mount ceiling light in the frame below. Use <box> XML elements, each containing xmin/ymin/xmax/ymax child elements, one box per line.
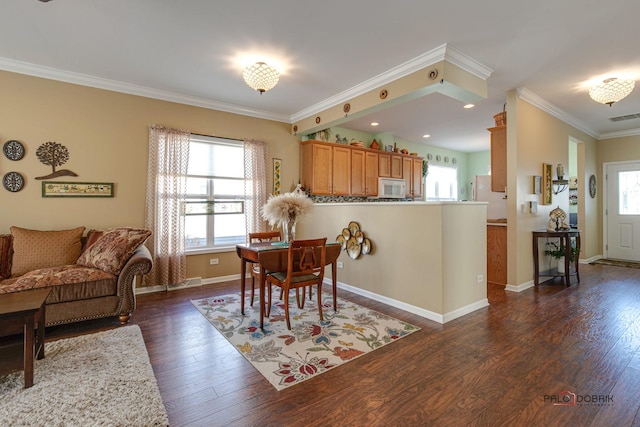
<box><xmin>242</xmin><ymin>62</ymin><xmax>279</xmax><ymax>94</ymax></box>
<box><xmin>589</xmin><ymin>77</ymin><xmax>635</xmax><ymax>106</ymax></box>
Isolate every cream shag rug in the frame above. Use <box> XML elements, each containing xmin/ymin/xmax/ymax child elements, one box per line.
<box><xmin>192</xmin><ymin>292</ymin><xmax>420</xmax><ymax>390</ymax></box>
<box><xmin>0</xmin><ymin>325</ymin><xmax>168</xmax><ymax>427</ymax></box>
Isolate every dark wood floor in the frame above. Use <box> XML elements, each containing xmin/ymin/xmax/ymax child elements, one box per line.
<box><xmin>14</xmin><ymin>264</ymin><xmax>640</xmax><ymax>426</ymax></box>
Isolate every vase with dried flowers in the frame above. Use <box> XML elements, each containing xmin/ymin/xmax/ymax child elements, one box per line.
<box><xmin>261</xmin><ymin>189</ymin><xmax>314</xmax><ymax>243</ymax></box>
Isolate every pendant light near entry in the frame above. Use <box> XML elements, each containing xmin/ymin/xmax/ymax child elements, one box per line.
<box><xmin>243</xmin><ymin>62</ymin><xmax>280</xmax><ymax>94</ymax></box>
<box><xmin>589</xmin><ymin>77</ymin><xmax>635</xmax><ymax>106</ymax></box>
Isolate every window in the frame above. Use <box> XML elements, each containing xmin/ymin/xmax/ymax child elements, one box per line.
<box><xmin>425</xmin><ymin>164</ymin><xmax>458</xmax><ymax>201</ymax></box>
<box><xmin>619</xmin><ymin>170</ymin><xmax>640</xmax><ymax>215</ymax></box>
<box><xmin>185</xmin><ymin>135</ymin><xmax>246</xmax><ymax>251</ymax></box>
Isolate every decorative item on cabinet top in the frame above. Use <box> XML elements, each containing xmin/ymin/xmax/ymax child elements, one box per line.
<box><xmin>335</xmin><ymin>221</ymin><xmax>372</xmax><ymax>259</ymax></box>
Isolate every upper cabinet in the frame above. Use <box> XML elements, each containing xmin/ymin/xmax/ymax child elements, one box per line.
<box><xmin>379</xmin><ymin>153</ymin><xmax>403</xmax><ymax>179</ymax></box>
<box><xmin>488</xmin><ymin>125</ymin><xmax>506</xmax><ymax>192</ymax></box>
<box><xmin>301</xmin><ymin>141</ymin><xmax>350</xmax><ymax>195</ymax></box>
<box><xmin>301</xmin><ymin>140</ymin><xmax>422</xmax><ymax>198</ymax></box>
<box><xmin>402</xmin><ymin>157</ymin><xmax>423</xmax><ymax>199</ymax></box>
<box><xmin>351</xmin><ymin>150</ymin><xmax>379</xmax><ymax>196</ymax></box>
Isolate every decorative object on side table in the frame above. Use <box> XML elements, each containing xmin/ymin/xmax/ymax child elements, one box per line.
<box><xmin>546</xmin><ymin>206</ymin><xmax>570</xmax><ymax>232</ymax></box>
<box><xmin>261</xmin><ymin>186</ymin><xmax>313</xmax><ymax>243</ymax></box>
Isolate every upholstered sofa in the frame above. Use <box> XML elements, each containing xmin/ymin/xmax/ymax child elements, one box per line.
<box><xmin>0</xmin><ymin>226</ymin><xmax>152</xmax><ymax>328</ymax></box>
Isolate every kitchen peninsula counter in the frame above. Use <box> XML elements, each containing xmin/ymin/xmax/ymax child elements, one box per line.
<box><xmin>296</xmin><ymin>201</ymin><xmax>488</xmax><ymax>323</ymax></box>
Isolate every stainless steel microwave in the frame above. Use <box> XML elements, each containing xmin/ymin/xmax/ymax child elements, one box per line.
<box><xmin>369</xmin><ymin>177</ymin><xmax>406</xmax><ymax>199</ymax></box>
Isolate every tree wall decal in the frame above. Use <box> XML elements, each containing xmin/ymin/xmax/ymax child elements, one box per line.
<box><xmin>35</xmin><ymin>141</ymin><xmax>78</xmax><ymax>180</ymax></box>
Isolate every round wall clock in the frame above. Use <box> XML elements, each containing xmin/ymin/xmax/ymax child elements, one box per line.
<box><xmin>3</xmin><ymin>171</ymin><xmax>25</xmax><ymax>192</ymax></box>
<box><xmin>3</xmin><ymin>140</ymin><xmax>25</xmax><ymax>161</ymax></box>
<box><xmin>589</xmin><ymin>174</ymin><xmax>597</xmax><ymax>198</ymax></box>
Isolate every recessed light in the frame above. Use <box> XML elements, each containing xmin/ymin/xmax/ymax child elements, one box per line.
<box><xmin>423</xmin><ymin>134</ymin><xmax>431</xmax><ymax>138</ymax></box>
<box><xmin>463</xmin><ymin>104</ymin><xmax>475</xmax><ymax>109</ymax></box>
<box><xmin>370</xmin><ymin>122</ymin><xmax>379</xmax><ymax>126</ymax></box>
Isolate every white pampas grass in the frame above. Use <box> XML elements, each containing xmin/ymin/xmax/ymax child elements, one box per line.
<box><xmin>261</xmin><ymin>191</ymin><xmax>314</xmax><ymax>227</ymax></box>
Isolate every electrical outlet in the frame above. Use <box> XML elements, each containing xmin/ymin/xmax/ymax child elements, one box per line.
<box><xmin>209</xmin><ymin>258</ymin><xmax>219</xmax><ymax>265</ymax></box>
<box><xmin>477</xmin><ymin>274</ymin><xmax>484</xmax><ymax>283</ymax></box>
<box><xmin>337</xmin><ymin>261</ymin><xmax>343</xmax><ymax>269</ymax></box>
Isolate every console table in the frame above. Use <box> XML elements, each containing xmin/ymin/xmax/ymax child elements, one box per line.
<box><xmin>532</xmin><ymin>229</ymin><xmax>580</xmax><ymax>286</ymax></box>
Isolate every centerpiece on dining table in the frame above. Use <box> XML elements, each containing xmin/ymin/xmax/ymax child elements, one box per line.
<box><xmin>261</xmin><ymin>186</ymin><xmax>313</xmax><ymax>243</ymax></box>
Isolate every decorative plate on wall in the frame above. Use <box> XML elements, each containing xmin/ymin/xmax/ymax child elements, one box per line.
<box><xmin>3</xmin><ymin>171</ymin><xmax>24</xmax><ymax>192</ymax></box>
<box><xmin>435</xmin><ymin>155</ymin><xmax>442</xmax><ymax>162</ymax></box>
<box><xmin>3</xmin><ymin>140</ymin><xmax>25</xmax><ymax>161</ymax></box>
<box><xmin>589</xmin><ymin>174</ymin><xmax>597</xmax><ymax>198</ymax></box>
<box><xmin>427</xmin><ymin>153</ymin><xmax>433</xmax><ymax>160</ymax></box>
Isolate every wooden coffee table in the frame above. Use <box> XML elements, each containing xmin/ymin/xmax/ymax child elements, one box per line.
<box><xmin>0</xmin><ymin>289</ymin><xmax>51</xmax><ymax>388</ymax></box>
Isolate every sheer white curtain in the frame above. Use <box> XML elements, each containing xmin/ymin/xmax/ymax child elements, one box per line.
<box><xmin>144</xmin><ymin>125</ymin><xmax>190</xmax><ymax>288</ymax></box>
<box><xmin>244</xmin><ymin>139</ymin><xmax>268</xmax><ymax>236</ymax></box>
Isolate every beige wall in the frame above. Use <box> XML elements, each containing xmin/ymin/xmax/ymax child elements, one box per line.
<box><xmin>596</xmin><ymin>134</ymin><xmax>640</xmax><ymax>254</ymax></box>
<box><xmin>0</xmin><ymin>70</ymin><xmax>298</xmax><ymax>283</ymax></box>
<box><xmin>508</xmin><ymin>91</ymin><xmax>598</xmax><ymax>288</ymax></box>
<box><xmin>298</xmin><ymin>202</ymin><xmax>487</xmax><ymax>320</ymax></box>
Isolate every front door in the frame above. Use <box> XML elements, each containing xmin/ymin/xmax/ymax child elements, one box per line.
<box><xmin>606</xmin><ymin>162</ymin><xmax>640</xmax><ymax>261</ymax></box>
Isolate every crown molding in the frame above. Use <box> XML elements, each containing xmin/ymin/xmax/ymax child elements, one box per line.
<box><xmin>289</xmin><ymin>44</ymin><xmax>448</xmax><ymax>123</ymax></box>
<box><xmin>443</xmin><ymin>45</ymin><xmax>494</xmax><ymax>80</ymax></box>
<box><xmin>517</xmin><ymin>87</ymin><xmax>599</xmax><ymax>139</ymax></box>
<box><xmin>290</xmin><ymin>43</ymin><xmax>493</xmax><ymax>123</ymax></box>
<box><xmin>598</xmin><ymin>127</ymin><xmax>640</xmax><ymax>139</ymax></box>
<box><xmin>0</xmin><ymin>57</ymin><xmax>289</xmax><ymax>123</ymax></box>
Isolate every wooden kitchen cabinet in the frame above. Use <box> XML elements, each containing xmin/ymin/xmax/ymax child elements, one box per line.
<box><xmin>352</xmin><ymin>150</ymin><xmax>379</xmax><ymax>196</ymax></box>
<box><xmin>379</xmin><ymin>153</ymin><xmax>403</xmax><ymax>178</ymax></box>
<box><xmin>402</xmin><ymin>157</ymin><xmax>423</xmax><ymax>198</ymax></box>
<box><xmin>488</xmin><ymin>125</ymin><xmax>506</xmax><ymax>192</ymax></box>
<box><xmin>301</xmin><ymin>140</ymin><xmax>350</xmax><ymax>195</ymax></box>
<box><xmin>487</xmin><ymin>224</ymin><xmax>507</xmax><ymax>286</ymax></box>
<box><xmin>301</xmin><ymin>140</ymin><xmax>421</xmax><ymax>197</ymax></box>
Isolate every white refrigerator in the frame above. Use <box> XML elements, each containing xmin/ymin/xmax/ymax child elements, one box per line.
<box><xmin>472</xmin><ymin>175</ymin><xmax>507</xmax><ymax>219</ymax></box>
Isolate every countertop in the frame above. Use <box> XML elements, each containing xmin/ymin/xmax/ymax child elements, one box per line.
<box><xmin>487</xmin><ymin>218</ymin><xmax>507</xmax><ymax>226</ymax></box>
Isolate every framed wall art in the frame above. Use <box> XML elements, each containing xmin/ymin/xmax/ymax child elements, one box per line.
<box><xmin>273</xmin><ymin>158</ymin><xmax>282</xmax><ymax>195</ymax></box>
<box><xmin>42</xmin><ymin>181</ymin><xmax>114</xmax><ymax>198</ymax></box>
<box><xmin>541</xmin><ymin>163</ymin><xmax>553</xmax><ymax>205</ymax></box>
<box><xmin>533</xmin><ymin>175</ymin><xmax>542</xmax><ymax>195</ymax></box>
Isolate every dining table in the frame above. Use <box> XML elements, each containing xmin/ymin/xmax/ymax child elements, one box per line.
<box><xmin>235</xmin><ymin>241</ymin><xmax>342</xmax><ymax>328</ymax></box>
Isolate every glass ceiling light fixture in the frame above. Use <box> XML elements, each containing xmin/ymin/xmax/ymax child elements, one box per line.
<box><xmin>588</xmin><ymin>77</ymin><xmax>635</xmax><ymax>106</ymax></box>
<box><xmin>242</xmin><ymin>62</ymin><xmax>279</xmax><ymax>94</ymax></box>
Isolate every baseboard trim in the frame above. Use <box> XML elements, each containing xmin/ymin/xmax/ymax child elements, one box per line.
<box><xmin>330</xmin><ymin>278</ymin><xmax>487</xmax><ymax>324</ymax></box>
<box><xmin>443</xmin><ymin>299</ymin><xmax>490</xmax><ymax>323</ymax></box>
<box><xmin>506</xmin><ymin>281</ymin><xmax>535</xmax><ymax>292</ymax></box>
<box><xmin>135</xmin><ymin>284</ymin><xmax>166</xmax><ymax>295</ymax></box>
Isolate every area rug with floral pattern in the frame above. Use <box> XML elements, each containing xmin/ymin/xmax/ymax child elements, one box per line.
<box><xmin>191</xmin><ymin>292</ymin><xmax>420</xmax><ymax>390</ymax></box>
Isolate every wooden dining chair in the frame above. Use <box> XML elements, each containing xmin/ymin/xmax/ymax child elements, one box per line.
<box><xmin>248</xmin><ymin>231</ymin><xmax>281</xmax><ymax>307</ymax></box>
<box><xmin>265</xmin><ymin>237</ymin><xmax>327</xmax><ymax>330</ymax></box>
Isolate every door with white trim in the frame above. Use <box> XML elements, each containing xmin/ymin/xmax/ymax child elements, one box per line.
<box><xmin>606</xmin><ymin>162</ymin><xmax>640</xmax><ymax>261</ymax></box>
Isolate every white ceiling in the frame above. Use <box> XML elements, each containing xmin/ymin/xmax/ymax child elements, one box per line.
<box><xmin>2</xmin><ymin>0</ymin><xmax>640</xmax><ymax>152</ymax></box>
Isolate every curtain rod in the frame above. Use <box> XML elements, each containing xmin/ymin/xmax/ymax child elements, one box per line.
<box><xmin>191</xmin><ymin>132</ymin><xmax>244</xmax><ymax>142</ymax></box>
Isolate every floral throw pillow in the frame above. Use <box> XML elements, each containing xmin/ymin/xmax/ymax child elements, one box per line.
<box><xmin>77</xmin><ymin>227</ymin><xmax>151</xmax><ymax>275</ymax></box>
